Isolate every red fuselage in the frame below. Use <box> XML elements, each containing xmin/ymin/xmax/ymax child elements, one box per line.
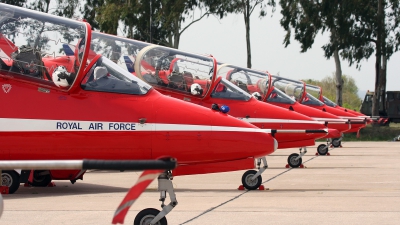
<box><xmin>267</xmin><ymin>101</ymin><xmax>350</xmax><ymax>138</ymax></box>
<box><xmin>153</xmin><ymin>87</ymin><xmax>330</xmax><ymax>149</ymax></box>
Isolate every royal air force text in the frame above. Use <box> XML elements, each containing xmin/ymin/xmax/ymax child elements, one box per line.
<box><xmin>56</xmin><ymin>122</ymin><xmax>136</xmax><ymax>131</ymax></box>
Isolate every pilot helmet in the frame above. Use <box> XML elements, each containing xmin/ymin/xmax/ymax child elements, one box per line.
<box><xmin>191</xmin><ymin>83</ymin><xmax>203</xmax><ymax>95</ymax></box>
<box><xmin>52</xmin><ymin>66</ymin><xmax>71</xmax><ymax>87</ymax></box>
<box><xmin>252</xmin><ymin>92</ymin><xmax>262</xmax><ymax>100</ymax></box>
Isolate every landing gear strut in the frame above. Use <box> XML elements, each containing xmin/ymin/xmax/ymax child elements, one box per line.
<box><xmin>241</xmin><ymin>157</ymin><xmax>268</xmax><ymax>190</ymax></box>
<box><xmin>134</xmin><ymin>171</ymin><xmax>176</xmax><ymax>225</ymax></box>
<box><xmin>287</xmin><ymin>147</ymin><xmax>307</xmax><ymax>168</ymax></box>
<box><xmin>317</xmin><ymin>136</ymin><xmax>343</xmax><ymax>155</ymax></box>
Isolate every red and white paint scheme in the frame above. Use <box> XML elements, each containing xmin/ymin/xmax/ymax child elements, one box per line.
<box><xmin>263</xmin><ymin>74</ymin><xmax>367</xmax><ymax>152</ymax></box>
<box><xmin>87</xmin><ymin>32</ymin><xmax>342</xmax><ymax>169</ymax></box>
<box><xmin>0</xmin><ymin>3</ymin><xmax>278</xmax><ymax>224</ymax></box>
<box><xmin>306</xmin><ymin>83</ymin><xmax>373</xmax><ymax>123</ymax></box>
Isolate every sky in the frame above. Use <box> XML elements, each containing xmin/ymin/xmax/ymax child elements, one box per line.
<box><xmin>179</xmin><ymin>6</ymin><xmax>400</xmax><ymax>98</ymax></box>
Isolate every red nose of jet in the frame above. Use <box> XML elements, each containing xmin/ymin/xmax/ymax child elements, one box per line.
<box><xmin>287</xmin><ymin>102</ymin><xmax>350</xmax><ymax>134</ymax></box>
<box><xmin>151</xmin><ymin>93</ymin><xmax>277</xmax><ymax>164</ymax></box>
<box><xmin>245</xmin><ymin>99</ymin><xmax>328</xmax><ymax>148</ymax></box>
<box><xmin>324</xmin><ymin>128</ymin><xmax>341</xmax><ymax>139</ymax></box>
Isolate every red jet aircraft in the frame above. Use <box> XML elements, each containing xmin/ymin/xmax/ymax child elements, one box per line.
<box><xmin>265</xmin><ymin>74</ymin><xmax>367</xmax><ymax>152</ymax></box>
<box><xmin>306</xmin><ymin>83</ymin><xmax>373</xmax><ymax>121</ymax></box>
<box><xmin>221</xmin><ymin>68</ymin><xmax>356</xmax><ymax>155</ymax></box>
<box><xmin>0</xmin><ymin>4</ymin><xmax>278</xmax><ymax>224</ymax></box>
<box><xmin>86</xmin><ymin>32</ymin><xmax>344</xmax><ymax>170</ymax></box>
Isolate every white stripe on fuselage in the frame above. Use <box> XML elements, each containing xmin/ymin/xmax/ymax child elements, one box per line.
<box><xmin>239</xmin><ymin>118</ymin><xmax>324</xmax><ymax>125</ymax></box>
<box><xmin>338</xmin><ymin>116</ymin><xmax>365</xmax><ymax>121</ymax></box>
<box><xmin>311</xmin><ymin>117</ymin><xmax>348</xmax><ymax>123</ymax></box>
<box><xmin>0</xmin><ymin>118</ymin><xmax>272</xmax><ymax>133</ymax></box>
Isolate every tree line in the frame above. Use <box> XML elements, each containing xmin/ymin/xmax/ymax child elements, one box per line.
<box><xmin>1</xmin><ymin>0</ymin><xmax>399</xmax><ymax>117</ymax></box>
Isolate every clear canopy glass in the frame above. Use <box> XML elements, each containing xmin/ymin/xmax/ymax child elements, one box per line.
<box><xmin>304</xmin><ymin>84</ymin><xmax>323</xmax><ymax>100</ymax></box>
<box><xmin>211</xmin><ymin>78</ymin><xmax>252</xmax><ymax>101</ymax></box>
<box><xmin>0</xmin><ymin>3</ymin><xmax>87</xmax><ymax>89</ymax></box>
<box><xmin>323</xmin><ymin>96</ymin><xmax>337</xmax><ymax>107</ymax></box>
<box><xmin>216</xmin><ymin>64</ymin><xmax>269</xmax><ymax>98</ymax></box>
<box><xmin>270</xmin><ymin>75</ymin><xmax>305</xmax><ymax>102</ymax></box>
<box><xmin>134</xmin><ymin>45</ymin><xmax>215</xmax><ymax>97</ymax></box>
<box><xmin>302</xmin><ymin>93</ymin><xmax>324</xmax><ymax>106</ymax></box>
<box><xmin>81</xmin><ymin>56</ymin><xmax>151</xmax><ymax>95</ymax></box>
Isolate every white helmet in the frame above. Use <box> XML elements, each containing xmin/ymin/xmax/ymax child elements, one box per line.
<box><xmin>252</xmin><ymin>92</ymin><xmax>262</xmax><ymax>100</ymax></box>
<box><xmin>191</xmin><ymin>83</ymin><xmax>203</xmax><ymax>95</ymax></box>
<box><xmin>52</xmin><ymin>66</ymin><xmax>71</xmax><ymax>87</ymax></box>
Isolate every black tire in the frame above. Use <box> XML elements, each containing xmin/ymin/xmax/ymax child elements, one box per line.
<box><xmin>134</xmin><ymin>208</ymin><xmax>167</xmax><ymax>225</ymax></box>
<box><xmin>241</xmin><ymin>170</ymin><xmax>262</xmax><ymax>190</ymax></box>
<box><xmin>29</xmin><ymin>170</ymin><xmax>52</xmax><ymax>187</ymax></box>
<box><xmin>287</xmin><ymin>153</ymin><xmax>302</xmax><ymax>168</ymax></box>
<box><xmin>2</xmin><ymin>170</ymin><xmax>20</xmax><ymax>194</ymax></box>
<box><xmin>332</xmin><ymin>138</ymin><xmax>341</xmax><ymax>148</ymax></box>
<box><xmin>317</xmin><ymin>144</ymin><xmax>328</xmax><ymax>155</ymax></box>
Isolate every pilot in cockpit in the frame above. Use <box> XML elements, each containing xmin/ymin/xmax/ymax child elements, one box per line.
<box><xmin>52</xmin><ymin>66</ymin><xmax>76</xmax><ymax>88</ymax></box>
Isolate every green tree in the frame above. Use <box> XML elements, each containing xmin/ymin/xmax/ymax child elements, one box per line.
<box><xmin>0</xmin><ymin>0</ymin><xmax>26</xmax><ymax>7</ymax></box>
<box><xmin>303</xmin><ymin>74</ymin><xmax>361</xmax><ymax>111</ymax></box>
<box><xmin>280</xmin><ymin>0</ymin><xmax>400</xmax><ymax>117</ymax></box>
<box><xmin>280</xmin><ymin>0</ymin><xmax>356</xmax><ymax>107</ymax></box>
<box><xmin>225</xmin><ymin>0</ymin><xmax>276</xmax><ymax>68</ymax></box>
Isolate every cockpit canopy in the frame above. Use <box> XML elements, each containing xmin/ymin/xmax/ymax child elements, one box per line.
<box><xmin>80</xmin><ymin>56</ymin><xmax>151</xmax><ymax>95</ymax></box>
<box><xmin>134</xmin><ymin>45</ymin><xmax>215</xmax><ymax>98</ymax></box>
<box><xmin>217</xmin><ymin>64</ymin><xmax>269</xmax><ymax>99</ymax></box>
<box><xmin>0</xmin><ymin>4</ymin><xmax>87</xmax><ymax>90</ymax></box>
<box><xmin>323</xmin><ymin>96</ymin><xmax>337</xmax><ymax>107</ymax></box>
<box><xmin>305</xmin><ymin>84</ymin><xmax>323</xmax><ymax>101</ymax></box>
<box><xmin>271</xmin><ymin>76</ymin><xmax>305</xmax><ymax>102</ymax></box>
<box><xmin>90</xmin><ymin>32</ymin><xmax>150</xmax><ymax>68</ymax></box>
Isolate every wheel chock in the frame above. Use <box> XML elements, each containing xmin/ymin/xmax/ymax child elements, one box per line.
<box><xmin>0</xmin><ymin>186</ymin><xmax>9</xmax><ymax>194</ymax></box>
<box><xmin>327</xmin><ymin>152</ymin><xmax>330</xmax><ymax>156</ymax></box>
<box><xmin>47</xmin><ymin>182</ymin><xmax>56</xmax><ymax>187</ymax></box>
<box><xmin>340</xmin><ymin>145</ymin><xmax>342</xmax><ymax>148</ymax></box>
<box><xmin>315</xmin><ymin>152</ymin><xmax>319</xmax><ymax>156</ymax></box>
<box><xmin>258</xmin><ymin>185</ymin><xmax>265</xmax><ymax>190</ymax></box>
<box><xmin>238</xmin><ymin>185</ymin><xmax>245</xmax><ymax>190</ymax></box>
<box><xmin>285</xmin><ymin>164</ymin><xmax>290</xmax><ymax>168</ymax></box>
<box><xmin>300</xmin><ymin>164</ymin><xmax>305</xmax><ymax>168</ymax></box>
<box><xmin>24</xmin><ymin>182</ymin><xmax>31</xmax><ymax>187</ymax></box>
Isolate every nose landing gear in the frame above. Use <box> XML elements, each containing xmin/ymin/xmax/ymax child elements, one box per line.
<box><xmin>134</xmin><ymin>171</ymin><xmax>177</xmax><ymax>225</ymax></box>
<box><xmin>241</xmin><ymin>157</ymin><xmax>268</xmax><ymax>190</ymax></box>
<box><xmin>286</xmin><ymin>147</ymin><xmax>307</xmax><ymax>168</ymax></box>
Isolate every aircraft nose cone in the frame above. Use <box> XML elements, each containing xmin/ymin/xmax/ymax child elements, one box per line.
<box><xmin>325</xmin><ymin>128</ymin><xmax>341</xmax><ymax>139</ymax></box>
<box><xmin>273</xmin><ymin>138</ymin><xmax>278</xmax><ymax>152</ymax></box>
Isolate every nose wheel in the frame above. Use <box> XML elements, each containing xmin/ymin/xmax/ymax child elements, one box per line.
<box><xmin>317</xmin><ymin>144</ymin><xmax>329</xmax><ymax>155</ymax></box>
<box><xmin>286</xmin><ymin>147</ymin><xmax>307</xmax><ymax>168</ymax></box>
<box><xmin>134</xmin><ymin>208</ymin><xmax>167</xmax><ymax>225</ymax></box>
<box><xmin>241</xmin><ymin>170</ymin><xmax>262</xmax><ymax>190</ymax></box>
<box><xmin>331</xmin><ymin>138</ymin><xmax>341</xmax><ymax>148</ymax></box>
<box><xmin>287</xmin><ymin>153</ymin><xmax>302</xmax><ymax>168</ymax></box>
<box><xmin>240</xmin><ymin>157</ymin><xmax>268</xmax><ymax>190</ymax></box>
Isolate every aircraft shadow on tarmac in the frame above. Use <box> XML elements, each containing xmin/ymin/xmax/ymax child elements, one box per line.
<box><xmin>3</xmin><ymin>182</ymin><xmax>131</xmax><ymax>199</ymax></box>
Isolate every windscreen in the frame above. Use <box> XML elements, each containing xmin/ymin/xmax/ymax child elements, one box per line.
<box><xmin>305</xmin><ymin>84</ymin><xmax>322</xmax><ymax>100</ymax></box>
<box><xmin>302</xmin><ymin>93</ymin><xmax>324</xmax><ymax>106</ymax></box>
<box><xmin>90</xmin><ymin>32</ymin><xmax>150</xmax><ymax>68</ymax></box>
<box><xmin>217</xmin><ymin>64</ymin><xmax>269</xmax><ymax>99</ymax></box>
<box><xmin>81</xmin><ymin>56</ymin><xmax>151</xmax><ymax>95</ymax></box>
<box><xmin>0</xmin><ymin>4</ymin><xmax>87</xmax><ymax>90</ymax></box>
<box><xmin>323</xmin><ymin>96</ymin><xmax>337</xmax><ymax>107</ymax></box>
<box><xmin>266</xmin><ymin>88</ymin><xmax>296</xmax><ymax>104</ymax></box>
<box><xmin>271</xmin><ymin>77</ymin><xmax>304</xmax><ymax>102</ymax></box>
<box><xmin>135</xmin><ymin>46</ymin><xmax>215</xmax><ymax>98</ymax></box>
<box><xmin>211</xmin><ymin>78</ymin><xmax>252</xmax><ymax>101</ymax></box>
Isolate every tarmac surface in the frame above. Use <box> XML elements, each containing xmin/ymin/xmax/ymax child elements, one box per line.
<box><xmin>1</xmin><ymin>142</ymin><xmax>400</xmax><ymax>224</ymax></box>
